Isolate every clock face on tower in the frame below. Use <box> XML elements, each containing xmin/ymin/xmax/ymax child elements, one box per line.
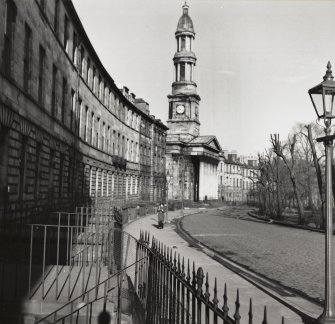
<box><xmin>176</xmin><ymin>105</ymin><xmax>185</xmax><ymax>114</ymax></box>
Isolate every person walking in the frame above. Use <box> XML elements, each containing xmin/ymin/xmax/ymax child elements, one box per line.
<box><xmin>157</xmin><ymin>203</ymin><xmax>165</xmax><ymax>229</ymax></box>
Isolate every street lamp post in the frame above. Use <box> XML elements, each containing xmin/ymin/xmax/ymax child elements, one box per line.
<box><xmin>309</xmin><ymin>61</ymin><xmax>335</xmax><ymax>324</ymax></box>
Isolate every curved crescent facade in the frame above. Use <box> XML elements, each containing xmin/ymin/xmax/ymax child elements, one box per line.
<box><xmin>0</xmin><ymin>0</ymin><xmax>168</xmax><ymax>227</ymax></box>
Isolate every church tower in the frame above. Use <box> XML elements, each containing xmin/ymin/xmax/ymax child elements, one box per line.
<box><xmin>167</xmin><ymin>2</ymin><xmax>201</xmax><ymax>142</ymax></box>
<box><xmin>166</xmin><ymin>3</ymin><xmax>221</xmax><ymax>203</ymax></box>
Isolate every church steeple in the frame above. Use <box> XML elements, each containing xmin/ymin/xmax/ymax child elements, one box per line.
<box><xmin>167</xmin><ymin>3</ymin><xmax>201</xmax><ymax>141</ymax></box>
<box><xmin>173</xmin><ymin>2</ymin><xmax>197</xmax><ymax>95</ymax></box>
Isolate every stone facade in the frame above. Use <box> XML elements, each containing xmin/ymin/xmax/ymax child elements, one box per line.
<box><xmin>218</xmin><ymin>152</ymin><xmax>259</xmax><ymax>204</ymax></box>
<box><xmin>0</xmin><ymin>0</ymin><xmax>168</xmax><ymax>226</ymax></box>
<box><xmin>166</xmin><ymin>3</ymin><xmax>221</xmax><ymax>202</ymax></box>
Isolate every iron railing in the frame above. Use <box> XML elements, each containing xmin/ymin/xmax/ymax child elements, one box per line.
<box><xmin>27</xmin><ymin>223</ymin><xmax>114</xmax><ymax>301</ymax></box>
<box><xmin>1</xmin><ymin>199</ymin><xmax>290</xmax><ymax>324</ymax></box>
<box><xmin>33</xmin><ymin>242</ymin><xmax>145</xmax><ymax>324</ymax></box>
<box><xmin>135</xmin><ymin>231</ymin><xmax>285</xmax><ymax>324</ymax></box>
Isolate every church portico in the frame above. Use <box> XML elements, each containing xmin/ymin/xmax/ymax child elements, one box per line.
<box><xmin>194</xmin><ymin>155</ymin><xmax>219</xmax><ymax>201</ymax></box>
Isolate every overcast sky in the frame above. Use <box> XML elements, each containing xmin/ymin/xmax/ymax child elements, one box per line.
<box><xmin>72</xmin><ymin>0</ymin><xmax>335</xmax><ymax>156</ymax></box>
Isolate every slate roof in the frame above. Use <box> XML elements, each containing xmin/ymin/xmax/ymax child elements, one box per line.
<box><xmin>188</xmin><ymin>136</ymin><xmax>214</xmax><ymax>144</ymax></box>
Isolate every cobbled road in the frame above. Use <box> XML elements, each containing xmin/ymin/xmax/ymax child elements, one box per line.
<box><xmin>182</xmin><ymin>206</ymin><xmax>328</xmax><ymax>303</ymax></box>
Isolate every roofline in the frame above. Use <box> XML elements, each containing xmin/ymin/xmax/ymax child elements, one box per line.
<box><xmin>63</xmin><ymin>0</ymin><xmax>166</xmax><ymax>127</ymax></box>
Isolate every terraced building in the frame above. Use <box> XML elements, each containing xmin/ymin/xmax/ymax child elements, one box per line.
<box><xmin>0</xmin><ymin>0</ymin><xmax>168</xmax><ymax>230</ymax></box>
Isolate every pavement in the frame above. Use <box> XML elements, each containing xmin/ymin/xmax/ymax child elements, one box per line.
<box><xmin>124</xmin><ymin>207</ymin><xmax>322</xmax><ymax>324</ymax></box>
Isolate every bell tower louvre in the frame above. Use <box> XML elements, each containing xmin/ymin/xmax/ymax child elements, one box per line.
<box><xmin>166</xmin><ymin>3</ymin><xmax>222</xmax><ymax>203</ymax></box>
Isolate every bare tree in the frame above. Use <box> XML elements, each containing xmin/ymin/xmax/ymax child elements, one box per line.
<box><xmin>256</xmin><ymin>151</ymin><xmax>285</xmax><ymax>218</ymax></box>
<box><xmin>270</xmin><ymin>134</ymin><xmax>305</xmax><ymax>224</ymax></box>
<box><xmin>304</xmin><ymin>124</ymin><xmax>325</xmax><ymax>228</ymax></box>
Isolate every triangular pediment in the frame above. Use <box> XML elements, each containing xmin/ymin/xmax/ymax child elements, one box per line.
<box><xmin>207</xmin><ymin>137</ymin><xmax>221</xmax><ymax>152</ymax></box>
<box><xmin>188</xmin><ymin>135</ymin><xmax>222</xmax><ymax>152</ymax></box>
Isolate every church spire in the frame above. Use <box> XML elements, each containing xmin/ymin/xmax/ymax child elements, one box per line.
<box><xmin>167</xmin><ymin>2</ymin><xmax>201</xmax><ymax>140</ymax></box>
<box><xmin>173</xmin><ymin>2</ymin><xmax>197</xmax><ymax>95</ymax></box>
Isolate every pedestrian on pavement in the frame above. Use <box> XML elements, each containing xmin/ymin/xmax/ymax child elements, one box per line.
<box><xmin>157</xmin><ymin>203</ymin><xmax>165</xmax><ymax>229</ymax></box>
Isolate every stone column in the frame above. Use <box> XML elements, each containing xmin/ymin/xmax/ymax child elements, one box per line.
<box><xmin>205</xmin><ymin>162</ymin><xmax>209</xmax><ymax>200</ymax></box>
<box><xmin>199</xmin><ymin>161</ymin><xmax>205</xmax><ymax>201</ymax></box>
<box><xmin>209</xmin><ymin>163</ymin><xmax>213</xmax><ymax>199</ymax></box>
<box><xmin>214</xmin><ymin>164</ymin><xmax>218</xmax><ymax>199</ymax></box>
<box><xmin>209</xmin><ymin>163</ymin><xmax>212</xmax><ymax>199</ymax></box>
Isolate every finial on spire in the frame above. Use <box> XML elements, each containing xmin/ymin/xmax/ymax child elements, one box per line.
<box><xmin>183</xmin><ymin>1</ymin><xmax>189</xmax><ymax>15</ymax></box>
<box><xmin>323</xmin><ymin>61</ymin><xmax>334</xmax><ymax>81</ymax></box>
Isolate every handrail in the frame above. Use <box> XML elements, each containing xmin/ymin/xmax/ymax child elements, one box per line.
<box><xmin>34</xmin><ymin>255</ymin><xmax>148</xmax><ymax>324</ymax></box>
<box><xmin>27</xmin><ymin>222</ymin><xmax>115</xmax><ymax>298</ymax></box>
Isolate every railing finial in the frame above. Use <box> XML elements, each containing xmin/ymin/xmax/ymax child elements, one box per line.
<box><xmin>204</xmin><ymin>272</ymin><xmax>210</xmax><ymax>301</ymax></box>
<box><xmin>222</xmin><ymin>283</ymin><xmax>229</xmax><ymax>318</ymax></box>
<box><xmin>234</xmin><ymin>288</ymin><xmax>241</xmax><ymax>324</ymax></box>
<box><xmin>192</xmin><ymin>261</ymin><xmax>197</xmax><ymax>288</ymax></box>
<box><xmin>196</xmin><ymin>267</ymin><xmax>204</xmax><ymax>297</ymax></box>
<box><xmin>186</xmin><ymin>259</ymin><xmax>191</xmax><ymax>283</ymax></box>
<box><xmin>213</xmin><ymin>277</ymin><xmax>218</xmax><ymax>309</ymax></box>
<box><xmin>262</xmin><ymin>306</ymin><xmax>268</xmax><ymax>324</ymax></box>
<box><xmin>181</xmin><ymin>256</ymin><xmax>185</xmax><ymax>279</ymax></box>
<box><xmin>177</xmin><ymin>253</ymin><xmax>181</xmax><ymax>274</ymax></box>
<box><xmin>248</xmin><ymin>298</ymin><xmax>253</xmax><ymax>324</ymax></box>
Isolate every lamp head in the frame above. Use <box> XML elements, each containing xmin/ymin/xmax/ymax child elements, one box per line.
<box><xmin>309</xmin><ymin>61</ymin><xmax>335</xmax><ymax>121</ymax></box>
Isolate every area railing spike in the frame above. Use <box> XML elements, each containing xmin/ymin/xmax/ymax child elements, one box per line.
<box><xmin>196</xmin><ymin>267</ymin><xmax>204</xmax><ymax>297</ymax></box>
<box><xmin>222</xmin><ymin>283</ymin><xmax>229</xmax><ymax>318</ymax></box>
<box><xmin>282</xmin><ymin>316</ymin><xmax>285</xmax><ymax>324</ymax></box>
<box><xmin>212</xmin><ymin>277</ymin><xmax>218</xmax><ymax>309</ymax></box>
<box><xmin>262</xmin><ymin>306</ymin><xmax>268</xmax><ymax>324</ymax></box>
<box><xmin>178</xmin><ymin>253</ymin><xmax>181</xmax><ymax>274</ymax></box>
<box><xmin>186</xmin><ymin>259</ymin><xmax>191</xmax><ymax>283</ymax></box>
<box><xmin>173</xmin><ymin>251</ymin><xmax>177</xmax><ymax>272</ymax></box>
<box><xmin>181</xmin><ymin>256</ymin><xmax>185</xmax><ymax>279</ymax></box>
<box><xmin>192</xmin><ymin>261</ymin><xmax>197</xmax><ymax>289</ymax></box>
<box><xmin>248</xmin><ymin>298</ymin><xmax>253</xmax><ymax>324</ymax></box>
<box><xmin>204</xmin><ymin>272</ymin><xmax>210</xmax><ymax>301</ymax></box>
<box><xmin>234</xmin><ymin>288</ymin><xmax>241</xmax><ymax>324</ymax></box>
